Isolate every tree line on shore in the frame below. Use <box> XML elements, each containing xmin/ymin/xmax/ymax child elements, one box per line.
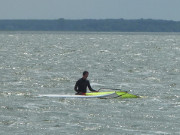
<box><xmin>0</xmin><ymin>18</ymin><xmax>180</xmax><ymax>32</ymax></box>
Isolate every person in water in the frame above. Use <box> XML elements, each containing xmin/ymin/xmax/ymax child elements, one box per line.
<box><xmin>74</xmin><ymin>71</ymin><xmax>98</xmax><ymax>95</ymax></box>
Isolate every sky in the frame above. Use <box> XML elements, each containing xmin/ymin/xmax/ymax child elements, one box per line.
<box><xmin>0</xmin><ymin>0</ymin><xmax>180</xmax><ymax>21</ymax></box>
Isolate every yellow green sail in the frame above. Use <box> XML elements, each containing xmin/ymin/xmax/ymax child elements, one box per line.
<box><xmin>85</xmin><ymin>91</ymin><xmax>139</xmax><ymax>98</ymax></box>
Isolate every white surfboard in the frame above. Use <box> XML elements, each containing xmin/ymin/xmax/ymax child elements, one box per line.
<box><xmin>38</xmin><ymin>92</ymin><xmax>119</xmax><ymax>98</ymax></box>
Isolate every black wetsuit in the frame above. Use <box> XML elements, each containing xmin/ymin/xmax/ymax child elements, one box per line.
<box><xmin>74</xmin><ymin>78</ymin><xmax>96</xmax><ymax>94</ymax></box>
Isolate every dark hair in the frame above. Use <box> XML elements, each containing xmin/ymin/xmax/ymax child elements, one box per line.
<box><xmin>83</xmin><ymin>71</ymin><xmax>89</xmax><ymax>76</ymax></box>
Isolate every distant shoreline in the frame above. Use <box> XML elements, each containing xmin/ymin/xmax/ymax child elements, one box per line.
<box><xmin>0</xmin><ymin>19</ymin><xmax>180</xmax><ymax>32</ymax></box>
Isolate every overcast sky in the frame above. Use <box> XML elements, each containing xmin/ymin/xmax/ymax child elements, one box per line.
<box><xmin>0</xmin><ymin>0</ymin><xmax>180</xmax><ymax>21</ymax></box>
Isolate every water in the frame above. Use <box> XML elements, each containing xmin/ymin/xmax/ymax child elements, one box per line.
<box><xmin>0</xmin><ymin>32</ymin><xmax>180</xmax><ymax>135</ymax></box>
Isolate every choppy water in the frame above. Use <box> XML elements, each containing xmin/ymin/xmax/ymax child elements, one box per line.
<box><xmin>0</xmin><ymin>32</ymin><xmax>180</xmax><ymax>135</ymax></box>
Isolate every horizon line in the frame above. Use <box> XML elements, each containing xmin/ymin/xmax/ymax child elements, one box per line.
<box><xmin>0</xmin><ymin>18</ymin><xmax>179</xmax><ymax>22</ymax></box>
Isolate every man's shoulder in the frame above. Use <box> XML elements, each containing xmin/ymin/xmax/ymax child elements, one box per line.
<box><xmin>77</xmin><ymin>78</ymin><xmax>83</xmax><ymax>82</ymax></box>
<box><xmin>77</xmin><ymin>78</ymin><xmax>89</xmax><ymax>82</ymax></box>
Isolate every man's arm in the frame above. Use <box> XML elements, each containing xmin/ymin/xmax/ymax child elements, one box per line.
<box><xmin>74</xmin><ymin>81</ymin><xmax>79</xmax><ymax>93</ymax></box>
<box><xmin>87</xmin><ymin>81</ymin><xmax>97</xmax><ymax>92</ymax></box>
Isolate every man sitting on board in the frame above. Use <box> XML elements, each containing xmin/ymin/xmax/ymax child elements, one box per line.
<box><xmin>74</xmin><ymin>71</ymin><xmax>98</xmax><ymax>95</ymax></box>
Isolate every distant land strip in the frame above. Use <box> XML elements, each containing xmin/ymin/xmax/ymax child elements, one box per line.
<box><xmin>0</xmin><ymin>19</ymin><xmax>180</xmax><ymax>32</ymax></box>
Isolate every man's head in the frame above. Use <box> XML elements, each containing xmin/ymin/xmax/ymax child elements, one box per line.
<box><xmin>83</xmin><ymin>71</ymin><xmax>89</xmax><ymax>79</ymax></box>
